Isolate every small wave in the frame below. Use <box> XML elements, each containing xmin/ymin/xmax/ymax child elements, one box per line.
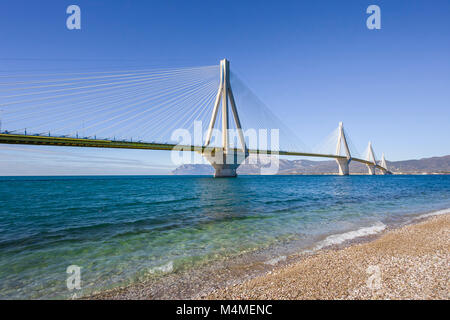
<box><xmin>264</xmin><ymin>255</ymin><xmax>287</xmax><ymax>266</ymax></box>
<box><xmin>148</xmin><ymin>261</ymin><xmax>173</xmax><ymax>274</ymax></box>
<box><xmin>414</xmin><ymin>207</ymin><xmax>450</xmax><ymax>220</ymax></box>
<box><xmin>315</xmin><ymin>222</ymin><xmax>386</xmax><ymax>250</ymax></box>
<box><xmin>264</xmin><ymin>198</ymin><xmax>306</xmax><ymax>205</ymax></box>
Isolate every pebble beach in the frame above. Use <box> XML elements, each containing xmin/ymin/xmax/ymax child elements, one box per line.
<box><xmin>91</xmin><ymin>213</ymin><xmax>449</xmax><ymax>300</ymax></box>
<box><xmin>205</xmin><ymin>213</ymin><xmax>450</xmax><ymax>300</ymax></box>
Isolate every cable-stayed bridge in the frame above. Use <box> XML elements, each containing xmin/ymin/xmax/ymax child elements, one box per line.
<box><xmin>0</xmin><ymin>59</ymin><xmax>391</xmax><ymax>177</ymax></box>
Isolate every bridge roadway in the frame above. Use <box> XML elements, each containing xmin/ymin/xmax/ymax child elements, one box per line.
<box><xmin>0</xmin><ymin>133</ymin><xmax>385</xmax><ymax>170</ymax></box>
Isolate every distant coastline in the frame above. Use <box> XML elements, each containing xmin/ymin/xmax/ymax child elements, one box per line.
<box><xmin>172</xmin><ymin>155</ymin><xmax>450</xmax><ymax>175</ymax></box>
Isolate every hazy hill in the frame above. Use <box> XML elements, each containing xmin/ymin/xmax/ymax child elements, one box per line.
<box><xmin>172</xmin><ymin>155</ymin><xmax>450</xmax><ymax>175</ymax></box>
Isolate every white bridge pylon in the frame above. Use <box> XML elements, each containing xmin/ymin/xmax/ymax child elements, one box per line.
<box><xmin>334</xmin><ymin>123</ymin><xmax>391</xmax><ymax>175</ymax></box>
<box><xmin>380</xmin><ymin>152</ymin><xmax>392</xmax><ymax>175</ymax></box>
<box><xmin>366</xmin><ymin>141</ymin><xmax>377</xmax><ymax>175</ymax></box>
<box><xmin>203</xmin><ymin>59</ymin><xmax>248</xmax><ymax>177</ymax></box>
<box><xmin>335</xmin><ymin>122</ymin><xmax>352</xmax><ymax>175</ymax></box>
<box><xmin>364</xmin><ymin>142</ymin><xmax>391</xmax><ymax>175</ymax></box>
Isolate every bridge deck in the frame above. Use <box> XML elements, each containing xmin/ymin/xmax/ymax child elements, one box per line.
<box><xmin>0</xmin><ymin>134</ymin><xmax>385</xmax><ymax>170</ymax></box>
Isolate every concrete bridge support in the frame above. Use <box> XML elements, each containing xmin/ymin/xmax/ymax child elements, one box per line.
<box><xmin>367</xmin><ymin>164</ymin><xmax>376</xmax><ymax>175</ymax></box>
<box><xmin>203</xmin><ymin>59</ymin><xmax>248</xmax><ymax>177</ymax></box>
<box><xmin>335</xmin><ymin>122</ymin><xmax>351</xmax><ymax>176</ymax></box>
<box><xmin>336</xmin><ymin>158</ymin><xmax>350</xmax><ymax>176</ymax></box>
<box><xmin>380</xmin><ymin>153</ymin><xmax>392</xmax><ymax>175</ymax></box>
<box><xmin>203</xmin><ymin>150</ymin><xmax>247</xmax><ymax>177</ymax></box>
<box><xmin>365</xmin><ymin>142</ymin><xmax>377</xmax><ymax>175</ymax></box>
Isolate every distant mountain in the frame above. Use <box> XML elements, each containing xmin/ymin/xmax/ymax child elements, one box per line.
<box><xmin>172</xmin><ymin>155</ymin><xmax>450</xmax><ymax>175</ymax></box>
<box><xmin>387</xmin><ymin>155</ymin><xmax>450</xmax><ymax>173</ymax></box>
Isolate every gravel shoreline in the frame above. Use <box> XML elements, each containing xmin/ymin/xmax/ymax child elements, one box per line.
<box><xmin>205</xmin><ymin>214</ymin><xmax>450</xmax><ymax>299</ymax></box>
<box><xmin>89</xmin><ymin>213</ymin><xmax>449</xmax><ymax>300</ymax></box>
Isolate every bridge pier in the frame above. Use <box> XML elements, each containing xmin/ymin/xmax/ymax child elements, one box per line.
<box><xmin>214</xmin><ymin>166</ymin><xmax>237</xmax><ymax>177</ymax></box>
<box><xmin>365</xmin><ymin>142</ymin><xmax>377</xmax><ymax>175</ymax></box>
<box><xmin>366</xmin><ymin>164</ymin><xmax>376</xmax><ymax>175</ymax></box>
<box><xmin>203</xmin><ymin>149</ymin><xmax>247</xmax><ymax>178</ymax></box>
<box><xmin>380</xmin><ymin>153</ymin><xmax>392</xmax><ymax>175</ymax></box>
<box><xmin>334</xmin><ymin>122</ymin><xmax>352</xmax><ymax>176</ymax></box>
<box><xmin>336</xmin><ymin>158</ymin><xmax>350</xmax><ymax>176</ymax></box>
<box><xmin>203</xmin><ymin>59</ymin><xmax>248</xmax><ymax>178</ymax></box>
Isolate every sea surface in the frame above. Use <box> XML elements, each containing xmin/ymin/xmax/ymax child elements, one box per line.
<box><xmin>0</xmin><ymin>175</ymin><xmax>449</xmax><ymax>299</ymax></box>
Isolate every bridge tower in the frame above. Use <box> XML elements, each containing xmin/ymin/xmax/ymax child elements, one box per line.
<box><xmin>366</xmin><ymin>141</ymin><xmax>377</xmax><ymax>175</ymax></box>
<box><xmin>203</xmin><ymin>59</ymin><xmax>248</xmax><ymax>177</ymax></box>
<box><xmin>380</xmin><ymin>153</ymin><xmax>392</xmax><ymax>175</ymax></box>
<box><xmin>335</xmin><ymin>122</ymin><xmax>351</xmax><ymax>175</ymax></box>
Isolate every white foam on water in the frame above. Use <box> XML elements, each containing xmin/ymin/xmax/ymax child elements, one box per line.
<box><xmin>148</xmin><ymin>261</ymin><xmax>173</xmax><ymax>274</ymax></box>
<box><xmin>311</xmin><ymin>208</ymin><xmax>450</xmax><ymax>252</ymax></box>
<box><xmin>264</xmin><ymin>255</ymin><xmax>287</xmax><ymax>266</ymax></box>
<box><xmin>315</xmin><ymin>222</ymin><xmax>386</xmax><ymax>250</ymax></box>
<box><xmin>414</xmin><ymin>207</ymin><xmax>450</xmax><ymax>220</ymax></box>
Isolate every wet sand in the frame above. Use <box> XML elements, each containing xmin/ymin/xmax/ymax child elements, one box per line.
<box><xmin>90</xmin><ymin>213</ymin><xmax>449</xmax><ymax>300</ymax></box>
<box><xmin>206</xmin><ymin>214</ymin><xmax>450</xmax><ymax>300</ymax></box>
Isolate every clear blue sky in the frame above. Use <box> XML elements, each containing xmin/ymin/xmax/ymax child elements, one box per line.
<box><xmin>0</xmin><ymin>0</ymin><xmax>449</xmax><ymax>175</ymax></box>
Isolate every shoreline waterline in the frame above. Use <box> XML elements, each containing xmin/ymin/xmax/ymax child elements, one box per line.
<box><xmin>89</xmin><ymin>208</ymin><xmax>450</xmax><ymax>300</ymax></box>
<box><xmin>205</xmin><ymin>212</ymin><xmax>450</xmax><ymax>300</ymax></box>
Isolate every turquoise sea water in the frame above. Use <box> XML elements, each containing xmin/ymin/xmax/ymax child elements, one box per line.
<box><xmin>0</xmin><ymin>175</ymin><xmax>449</xmax><ymax>299</ymax></box>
